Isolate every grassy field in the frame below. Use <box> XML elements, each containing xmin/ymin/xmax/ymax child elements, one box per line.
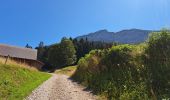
<box><xmin>55</xmin><ymin>66</ymin><xmax>77</xmax><ymax>76</ymax></box>
<box><xmin>0</xmin><ymin>58</ymin><xmax>51</xmax><ymax>100</ymax></box>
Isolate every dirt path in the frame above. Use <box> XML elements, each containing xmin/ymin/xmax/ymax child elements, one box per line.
<box><xmin>26</xmin><ymin>74</ymin><xmax>97</xmax><ymax>100</ymax></box>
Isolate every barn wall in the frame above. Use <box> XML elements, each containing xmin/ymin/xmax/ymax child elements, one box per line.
<box><xmin>1</xmin><ymin>56</ymin><xmax>44</xmax><ymax>70</ymax></box>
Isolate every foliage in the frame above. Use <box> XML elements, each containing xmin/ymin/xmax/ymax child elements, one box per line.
<box><xmin>36</xmin><ymin>42</ymin><xmax>48</xmax><ymax>62</ymax></box>
<box><xmin>35</xmin><ymin>42</ymin><xmax>52</xmax><ymax>69</ymax></box>
<box><xmin>0</xmin><ymin>58</ymin><xmax>51</xmax><ymax>100</ymax></box>
<box><xmin>72</xmin><ymin>44</ymin><xmax>149</xmax><ymax>99</ymax></box>
<box><xmin>48</xmin><ymin>44</ymin><xmax>61</xmax><ymax>67</ymax></box>
<box><xmin>73</xmin><ymin>38</ymin><xmax>113</xmax><ymax>60</ymax></box>
<box><xmin>25</xmin><ymin>44</ymin><xmax>32</xmax><ymax>49</ymax></box>
<box><xmin>48</xmin><ymin>38</ymin><xmax>76</xmax><ymax>68</ymax></box>
<box><xmin>145</xmin><ymin>30</ymin><xmax>170</xmax><ymax>99</ymax></box>
<box><xmin>36</xmin><ymin>37</ymin><xmax>112</xmax><ymax>69</ymax></box>
<box><xmin>72</xmin><ymin>30</ymin><xmax>170</xmax><ymax>99</ymax></box>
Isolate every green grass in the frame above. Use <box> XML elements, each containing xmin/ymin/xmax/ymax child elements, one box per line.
<box><xmin>55</xmin><ymin>66</ymin><xmax>77</xmax><ymax>76</ymax></box>
<box><xmin>0</xmin><ymin>59</ymin><xmax>51</xmax><ymax>100</ymax></box>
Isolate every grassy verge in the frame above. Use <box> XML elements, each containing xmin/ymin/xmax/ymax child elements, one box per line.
<box><xmin>55</xmin><ymin>66</ymin><xmax>77</xmax><ymax>76</ymax></box>
<box><xmin>0</xmin><ymin>58</ymin><xmax>51</xmax><ymax>100</ymax></box>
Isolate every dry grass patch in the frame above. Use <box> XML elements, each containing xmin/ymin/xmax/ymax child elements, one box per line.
<box><xmin>55</xmin><ymin>66</ymin><xmax>77</xmax><ymax>76</ymax></box>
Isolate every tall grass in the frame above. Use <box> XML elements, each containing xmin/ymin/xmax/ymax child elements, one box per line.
<box><xmin>0</xmin><ymin>57</ymin><xmax>51</xmax><ymax>100</ymax></box>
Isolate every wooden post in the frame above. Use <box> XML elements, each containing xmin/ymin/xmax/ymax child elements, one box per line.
<box><xmin>5</xmin><ymin>55</ymin><xmax>10</xmax><ymax>65</ymax></box>
<box><xmin>23</xmin><ymin>59</ymin><xmax>25</xmax><ymax>65</ymax></box>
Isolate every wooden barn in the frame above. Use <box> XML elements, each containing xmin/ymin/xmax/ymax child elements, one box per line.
<box><xmin>0</xmin><ymin>44</ymin><xmax>44</xmax><ymax>70</ymax></box>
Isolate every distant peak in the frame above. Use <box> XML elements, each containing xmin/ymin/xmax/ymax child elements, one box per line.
<box><xmin>128</xmin><ymin>28</ymin><xmax>150</xmax><ymax>31</ymax></box>
<box><xmin>129</xmin><ymin>28</ymin><xmax>145</xmax><ymax>31</ymax></box>
<box><xmin>118</xmin><ymin>28</ymin><xmax>149</xmax><ymax>33</ymax></box>
<box><xmin>130</xmin><ymin>28</ymin><xmax>140</xmax><ymax>30</ymax></box>
<box><xmin>96</xmin><ymin>29</ymin><xmax>108</xmax><ymax>33</ymax></box>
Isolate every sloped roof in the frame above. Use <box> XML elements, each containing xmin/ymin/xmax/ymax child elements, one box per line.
<box><xmin>0</xmin><ymin>44</ymin><xmax>37</xmax><ymax>60</ymax></box>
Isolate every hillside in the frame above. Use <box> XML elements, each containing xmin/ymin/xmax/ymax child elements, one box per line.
<box><xmin>0</xmin><ymin>58</ymin><xmax>51</xmax><ymax>100</ymax></box>
<box><xmin>76</xmin><ymin>29</ymin><xmax>152</xmax><ymax>44</ymax></box>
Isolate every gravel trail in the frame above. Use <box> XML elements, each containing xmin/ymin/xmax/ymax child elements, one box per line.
<box><xmin>26</xmin><ymin>74</ymin><xmax>97</xmax><ymax>100</ymax></box>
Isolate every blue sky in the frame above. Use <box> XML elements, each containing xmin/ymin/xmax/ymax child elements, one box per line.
<box><xmin>0</xmin><ymin>0</ymin><xmax>169</xmax><ymax>47</ymax></box>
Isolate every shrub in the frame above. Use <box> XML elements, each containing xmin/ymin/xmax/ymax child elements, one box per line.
<box><xmin>73</xmin><ymin>50</ymin><xmax>101</xmax><ymax>84</ymax></box>
<box><xmin>72</xmin><ymin>45</ymin><xmax>149</xmax><ymax>99</ymax></box>
<box><xmin>145</xmin><ymin>30</ymin><xmax>170</xmax><ymax>99</ymax></box>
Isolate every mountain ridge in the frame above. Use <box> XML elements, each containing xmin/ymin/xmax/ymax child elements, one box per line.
<box><xmin>76</xmin><ymin>29</ymin><xmax>153</xmax><ymax>44</ymax></box>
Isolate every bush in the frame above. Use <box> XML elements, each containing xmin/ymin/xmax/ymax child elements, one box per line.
<box><xmin>73</xmin><ymin>50</ymin><xmax>102</xmax><ymax>84</ymax></box>
<box><xmin>73</xmin><ymin>45</ymin><xmax>149</xmax><ymax>99</ymax></box>
<box><xmin>145</xmin><ymin>30</ymin><xmax>170</xmax><ymax>99</ymax></box>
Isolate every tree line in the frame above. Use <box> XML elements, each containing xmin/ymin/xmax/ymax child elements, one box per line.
<box><xmin>34</xmin><ymin>37</ymin><xmax>112</xmax><ymax>70</ymax></box>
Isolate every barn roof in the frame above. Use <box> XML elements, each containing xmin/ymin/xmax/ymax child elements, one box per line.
<box><xmin>0</xmin><ymin>44</ymin><xmax>37</xmax><ymax>60</ymax></box>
